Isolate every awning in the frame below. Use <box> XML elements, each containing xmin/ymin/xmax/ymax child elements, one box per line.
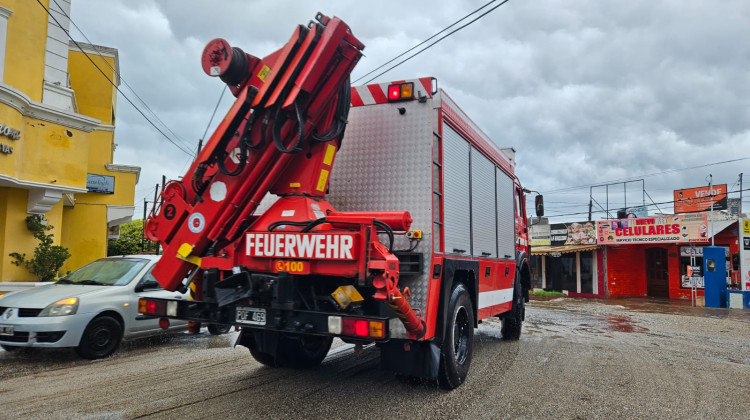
<box><xmin>530</xmin><ymin>244</ymin><xmax>599</xmax><ymax>256</ymax></box>
<box><xmin>707</xmin><ymin>219</ymin><xmax>736</xmax><ymax>238</ymax></box>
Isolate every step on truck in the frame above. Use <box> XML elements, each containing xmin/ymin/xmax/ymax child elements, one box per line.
<box><xmin>139</xmin><ymin>12</ymin><xmax>543</xmax><ymax>389</ymax></box>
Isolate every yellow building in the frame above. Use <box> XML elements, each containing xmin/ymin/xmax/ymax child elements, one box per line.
<box><xmin>0</xmin><ymin>0</ymin><xmax>139</xmax><ymax>282</ymax></box>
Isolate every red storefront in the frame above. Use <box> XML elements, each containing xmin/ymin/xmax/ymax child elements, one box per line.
<box><xmin>602</xmin><ymin>216</ymin><xmax>739</xmax><ymax>300</ymax></box>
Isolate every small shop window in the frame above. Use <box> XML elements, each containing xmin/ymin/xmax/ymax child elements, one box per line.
<box><xmin>530</xmin><ymin>255</ymin><xmax>543</xmax><ymax>289</ymax></box>
<box><xmin>542</xmin><ymin>250</ymin><xmax>597</xmax><ymax>294</ymax></box>
<box><xmin>579</xmin><ymin>251</ymin><xmax>594</xmax><ymax>294</ymax></box>
<box><xmin>560</xmin><ymin>254</ymin><xmax>577</xmax><ymax>292</ymax></box>
<box><xmin>679</xmin><ymin>246</ymin><xmax>730</xmax><ymax>289</ymax></box>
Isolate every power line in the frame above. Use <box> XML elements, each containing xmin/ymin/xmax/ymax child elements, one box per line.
<box><xmin>540</xmin><ymin>156</ymin><xmax>750</xmax><ymax>195</ymax></box>
<box><xmin>353</xmin><ymin>0</ymin><xmax>500</xmax><ymax>84</ymax></box>
<box><xmin>202</xmin><ymin>85</ymin><xmax>228</xmax><ymax>142</ymax></box>
<box><xmin>542</xmin><ymin>186</ymin><xmax>750</xmax><ymax>219</ymax></box>
<box><xmin>362</xmin><ymin>0</ymin><xmax>512</xmax><ymax>84</ymax></box>
<box><xmin>37</xmin><ymin>0</ymin><xmax>194</xmax><ymax>157</ymax></box>
<box><xmin>54</xmin><ymin>0</ymin><xmax>194</xmax><ymax>154</ymax></box>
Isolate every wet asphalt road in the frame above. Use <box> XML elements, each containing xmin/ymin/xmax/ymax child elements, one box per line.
<box><xmin>1</xmin><ymin>298</ymin><xmax>749</xmax><ymax>420</ymax></box>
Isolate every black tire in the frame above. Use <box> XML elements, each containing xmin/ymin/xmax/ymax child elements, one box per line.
<box><xmin>207</xmin><ymin>324</ymin><xmax>232</xmax><ymax>335</ymax></box>
<box><xmin>1</xmin><ymin>344</ymin><xmax>19</xmax><ymax>352</ymax></box>
<box><xmin>438</xmin><ymin>283</ymin><xmax>474</xmax><ymax>390</ymax></box>
<box><xmin>502</xmin><ymin>275</ymin><xmax>525</xmax><ymax>341</ymax></box>
<box><xmin>243</xmin><ymin>331</ymin><xmax>332</xmax><ymax>369</ymax></box>
<box><xmin>75</xmin><ymin>316</ymin><xmax>123</xmax><ymax>360</ymax></box>
<box><xmin>276</xmin><ymin>334</ymin><xmax>333</xmax><ymax>369</ymax></box>
<box><xmin>249</xmin><ymin>346</ymin><xmax>278</xmax><ymax>368</ymax></box>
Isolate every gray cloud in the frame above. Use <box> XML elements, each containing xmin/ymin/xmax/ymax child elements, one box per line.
<box><xmin>71</xmin><ymin>0</ymin><xmax>750</xmax><ymax>221</ymax></box>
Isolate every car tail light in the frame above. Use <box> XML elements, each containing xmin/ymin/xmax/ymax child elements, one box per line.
<box><xmin>138</xmin><ymin>298</ymin><xmax>166</xmax><ymax>316</ymax></box>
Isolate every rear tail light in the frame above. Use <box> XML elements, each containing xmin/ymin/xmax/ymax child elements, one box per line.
<box><xmin>387</xmin><ymin>82</ymin><xmax>414</xmax><ymax>101</ymax></box>
<box><xmin>138</xmin><ymin>298</ymin><xmax>166</xmax><ymax>316</ymax></box>
<box><xmin>328</xmin><ymin>316</ymin><xmax>385</xmax><ymax>339</ymax></box>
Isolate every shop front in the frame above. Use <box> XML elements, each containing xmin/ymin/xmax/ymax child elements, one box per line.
<box><xmin>599</xmin><ymin>214</ymin><xmax>738</xmax><ymax>300</ymax></box>
<box><xmin>530</xmin><ymin>220</ymin><xmax>605</xmax><ymax>298</ymax></box>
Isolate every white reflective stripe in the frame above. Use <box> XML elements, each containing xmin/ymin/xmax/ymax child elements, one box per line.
<box><xmin>478</xmin><ymin>288</ymin><xmax>514</xmax><ymax>309</ymax></box>
<box><xmin>355</xmin><ymin>85</ymin><xmax>375</xmax><ymax>105</ymax></box>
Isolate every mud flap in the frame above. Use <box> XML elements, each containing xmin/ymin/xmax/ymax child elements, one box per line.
<box><xmin>215</xmin><ymin>272</ymin><xmax>254</xmax><ymax>307</ymax></box>
<box><xmin>380</xmin><ymin>340</ymin><xmax>440</xmax><ymax>379</ymax></box>
<box><xmin>234</xmin><ymin>328</ymin><xmax>279</xmax><ymax>355</ymax></box>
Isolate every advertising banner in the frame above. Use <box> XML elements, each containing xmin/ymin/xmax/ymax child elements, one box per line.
<box><xmin>628</xmin><ymin>206</ymin><xmax>649</xmax><ymax>218</ymax></box>
<box><xmin>596</xmin><ymin>213</ymin><xmax>709</xmax><ymax>245</ymax></box>
<box><xmin>674</xmin><ymin>184</ymin><xmax>727</xmax><ymax>214</ymax></box>
<box><xmin>530</xmin><ymin>222</ymin><xmax>551</xmax><ymax>246</ymax></box>
<box><xmin>550</xmin><ymin>221</ymin><xmax>597</xmax><ymax>246</ymax></box>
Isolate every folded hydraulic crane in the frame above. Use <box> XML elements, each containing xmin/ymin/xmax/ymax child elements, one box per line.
<box><xmin>144</xmin><ymin>13</ymin><xmax>424</xmax><ymax>338</ymax></box>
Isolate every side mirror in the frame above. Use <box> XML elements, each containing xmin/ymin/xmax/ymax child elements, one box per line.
<box><xmin>135</xmin><ymin>279</ymin><xmax>160</xmax><ymax>293</ymax></box>
<box><xmin>534</xmin><ymin>195</ymin><xmax>544</xmax><ymax>217</ymax></box>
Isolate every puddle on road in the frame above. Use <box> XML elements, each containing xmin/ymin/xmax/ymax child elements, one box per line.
<box><xmin>599</xmin><ymin>314</ymin><xmax>650</xmax><ymax>333</ymax></box>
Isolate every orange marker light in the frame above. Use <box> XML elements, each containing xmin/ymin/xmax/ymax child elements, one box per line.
<box><xmin>400</xmin><ymin>82</ymin><xmax>413</xmax><ymax>99</ymax></box>
<box><xmin>369</xmin><ymin>320</ymin><xmax>385</xmax><ymax>338</ymax></box>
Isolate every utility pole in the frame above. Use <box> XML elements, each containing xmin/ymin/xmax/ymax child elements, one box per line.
<box><xmin>740</xmin><ymin>173</ymin><xmax>743</xmax><ymax>216</ymax></box>
<box><xmin>708</xmin><ymin>174</ymin><xmax>714</xmax><ymax>246</ymax></box>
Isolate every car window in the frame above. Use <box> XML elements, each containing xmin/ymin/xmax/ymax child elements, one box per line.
<box><xmin>63</xmin><ymin>259</ymin><xmax>150</xmax><ymax>286</ymax></box>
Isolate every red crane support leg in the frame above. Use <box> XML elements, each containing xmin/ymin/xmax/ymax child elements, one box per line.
<box><xmin>369</xmin><ymin>241</ymin><xmax>425</xmax><ymax>338</ymax></box>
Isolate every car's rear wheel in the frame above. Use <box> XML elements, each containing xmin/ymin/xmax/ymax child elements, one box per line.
<box><xmin>75</xmin><ymin>316</ymin><xmax>123</xmax><ymax>360</ymax></box>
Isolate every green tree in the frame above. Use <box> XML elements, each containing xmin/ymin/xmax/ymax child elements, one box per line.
<box><xmin>9</xmin><ymin>215</ymin><xmax>71</xmax><ymax>282</ymax></box>
<box><xmin>108</xmin><ymin>219</ymin><xmax>149</xmax><ymax>256</ymax></box>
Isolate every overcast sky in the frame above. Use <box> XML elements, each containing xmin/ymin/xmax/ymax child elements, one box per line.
<box><xmin>69</xmin><ymin>0</ymin><xmax>750</xmax><ymax>222</ymax></box>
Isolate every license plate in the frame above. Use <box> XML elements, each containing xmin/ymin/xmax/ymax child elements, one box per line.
<box><xmin>0</xmin><ymin>324</ymin><xmax>13</xmax><ymax>336</ymax></box>
<box><xmin>236</xmin><ymin>307</ymin><xmax>266</xmax><ymax>326</ymax></box>
<box><xmin>272</xmin><ymin>260</ymin><xmax>310</xmax><ymax>274</ymax></box>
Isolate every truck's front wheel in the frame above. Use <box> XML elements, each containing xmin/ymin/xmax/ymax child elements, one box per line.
<box><xmin>501</xmin><ymin>275</ymin><xmax>525</xmax><ymax>340</ymax></box>
<box><xmin>438</xmin><ymin>283</ymin><xmax>474</xmax><ymax>389</ymax></box>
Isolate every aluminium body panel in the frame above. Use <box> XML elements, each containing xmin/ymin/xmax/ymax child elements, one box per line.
<box><xmin>327</xmin><ymin>95</ymin><xmax>434</xmax><ymax>318</ymax></box>
<box><xmin>441</xmin><ymin>124</ymin><xmax>472</xmax><ymax>256</ymax></box>
<box><xmin>471</xmin><ymin>147</ymin><xmax>498</xmax><ymax>258</ymax></box>
<box><xmin>496</xmin><ymin>168</ymin><xmax>516</xmax><ymax>259</ymax></box>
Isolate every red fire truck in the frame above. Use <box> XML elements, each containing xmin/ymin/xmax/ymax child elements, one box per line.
<box><xmin>139</xmin><ymin>12</ymin><xmax>542</xmax><ymax>389</ymax></box>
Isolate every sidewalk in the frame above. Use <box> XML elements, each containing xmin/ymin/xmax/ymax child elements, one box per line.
<box><xmin>530</xmin><ymin>294</ymin><xmax>750</xmax><ymax>323</ymax></box>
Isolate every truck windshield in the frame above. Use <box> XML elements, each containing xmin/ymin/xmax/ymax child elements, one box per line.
<box><xmin>59</xmin><ymin>259</ymin><xmax>149</xmax><ymax>286</ymax></box>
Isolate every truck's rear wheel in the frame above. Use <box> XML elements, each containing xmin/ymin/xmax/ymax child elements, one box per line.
<box><xmin>438</xmin><ymin>283</ymin><xmax>474</xmax><ymax>390</ymax></box>
<box><xmin>501</xmin><ymin>275</ymin><xmax>524</xmax><ymax>340</ymax></box>
<box><xmin>277</xmin><ymin>334</ymin><xmax>333</xmax><ymax>369</ymax></box>
<box><xmin>207</xmin><ymin>324</ymin><xmax>232</xmax><ymax>335</ymax></box>
<box><xmin>244</xmin><ymin>331</ymin><xmax>333</xmax><ymax>369</ymax></box>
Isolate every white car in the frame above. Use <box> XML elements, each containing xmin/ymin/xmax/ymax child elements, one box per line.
<box><xmin>0</xmin><ymin>255</ymin><xmax>228</xmax><ymax>359</ymax></box>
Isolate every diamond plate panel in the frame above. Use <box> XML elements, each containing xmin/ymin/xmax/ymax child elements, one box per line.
<box><xmin>328</xmin><ymin>99</ymin><xmax>434</xmax><ymax>316</ymax></box>
<box><xmin>497</xmin><ymin>168</ymin><xmax>515</xmax><ymax>259</ymax></box>
<box><xmin>442</xmin><ymin>124</ymin><xmax>471</xmax><ymax>255</ymax></box>
<box><xmin>471</xmin><ymin>148</ymin><xmax>497</xmax><ymax>257</ymax></box>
